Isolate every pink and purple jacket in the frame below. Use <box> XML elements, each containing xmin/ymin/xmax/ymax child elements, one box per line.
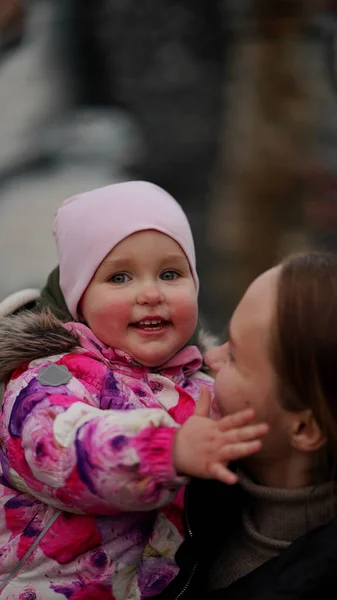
<box><xmin>0</xmin><ymin>311</ymin><xmax>213</xmax><ymax>600</ymax></box>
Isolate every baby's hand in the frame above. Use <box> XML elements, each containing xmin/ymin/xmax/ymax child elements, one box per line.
<box><xmin>173</xmin><ymin>387</ymin><xmax>268</xmax><ymax>484</ymax></box>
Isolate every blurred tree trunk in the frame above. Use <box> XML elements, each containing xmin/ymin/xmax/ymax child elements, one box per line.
<box><xmin>208</xmin><ymin>0</ymin><xmax>318</xmax><ymax>318</ymax></box>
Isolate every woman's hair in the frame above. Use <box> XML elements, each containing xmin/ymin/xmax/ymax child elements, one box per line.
<box><xmin>271</xmin><ymin>251</ymin><xmax>337</xmax><ymax>463</ymax></box>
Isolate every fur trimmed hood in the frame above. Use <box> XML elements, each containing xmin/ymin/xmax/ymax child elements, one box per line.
<box><xmin>0</xmin><ymin>309</ymin><xmax>217</xmax><ymax>383</ymax></box>
<box><xmin>0</xmin><ymin>309</ymin><xmax>80</xmax><ymax>382</ymax></box>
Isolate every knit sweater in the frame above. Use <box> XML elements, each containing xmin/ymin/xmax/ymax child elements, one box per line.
<box><xmin>209</xmin><ymin>470</ymin><xmax>337</xmax><ymax>590</ymax></box>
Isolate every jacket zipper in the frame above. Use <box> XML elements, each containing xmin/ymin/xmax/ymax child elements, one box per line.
<box><xmin>175</xmin><ymin>561</ymin><xmax>198</xmax><ymax>600</ymax></box>
<box><xmin>175</xmin><ymin>488</ymin><xmax>198</xmax><ymax>600</ymax></box>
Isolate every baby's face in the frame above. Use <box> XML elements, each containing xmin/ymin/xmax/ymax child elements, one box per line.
<box><xmin>80</xmin><ymin>230</ymin><xmax>198</xmax><ymax>367</ymax></box>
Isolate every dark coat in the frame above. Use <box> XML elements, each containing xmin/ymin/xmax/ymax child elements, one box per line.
<box><xmin>156</xmin><ymin>476</ymin><xmax>337</xmax><ymax>600</ymax></box>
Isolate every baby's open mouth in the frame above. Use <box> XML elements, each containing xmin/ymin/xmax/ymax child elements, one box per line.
<box><xmin>131</xmin><ymin>319</ymin><xmax>169</xmax><ymax>331</ymax></box>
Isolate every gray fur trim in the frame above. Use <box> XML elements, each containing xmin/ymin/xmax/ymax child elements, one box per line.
<box><xmin>197</xmin><ymin>328</ymin><xmax>220</xmax><ymax>354</ymax></box>
<box><xmin>0</xmin><ymin>309</ymin><xmax>80</xmax><ymax>382</ymax></box>
<box><xmin>0</xmin><ymin>289</ymin><xmax>41</xmax><ymax>318</ymax></box>
<box><xmin>197</xmin><ymin>327</ymin><xmax>219</xmax><ymax>377</ymax></box>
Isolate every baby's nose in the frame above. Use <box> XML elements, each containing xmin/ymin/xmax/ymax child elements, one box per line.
<box><xmin>137</xmin><ymin>285</ymin><xmax>164</xmax><ymax>306</ymax></box>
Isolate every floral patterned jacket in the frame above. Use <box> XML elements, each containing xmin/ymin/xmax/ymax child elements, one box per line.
<box><xmin>0</xmin><ymin>310</ymin><xmax>213</xmax><ymax>600</ymax></box>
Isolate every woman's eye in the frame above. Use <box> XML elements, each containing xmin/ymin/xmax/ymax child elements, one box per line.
<box><xmin>161</xmin><ymin>270</ymin><xmax>179</xmax><ymax>281</ymax></box>
<box><xmin>227</xmin><ymin>346</ymin><xmax>235</xmax><ymax>363</ymax></box>
<box><xmin>110</xmin><ymin>273</ymin><xmax>130</xmax><ymax>284</ymax></box>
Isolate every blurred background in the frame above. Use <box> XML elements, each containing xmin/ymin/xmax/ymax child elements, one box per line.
<box><xmin>0</xmin><ymin>0</ymin><xmax>337</xmax><ymax>334</ymax></box>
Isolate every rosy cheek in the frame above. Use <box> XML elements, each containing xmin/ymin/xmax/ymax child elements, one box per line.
<box><xmin>213</xmin><ymin>372</ymin><xmax>230</xmax><ymax>416</ymax></box>
<box><xmin>172</xmin><ymin>299</ymin><xmax>198</xmax><ymax>331</ymax></box>
<box><xmin>99</xmin><ymin>298</ymin><xmax>129</xmax><ymax>318</ymax></box>
<box><xmin>175</xmin><ymin>297</ymin><xmax>197</xmax><ymax>315</ymax></box>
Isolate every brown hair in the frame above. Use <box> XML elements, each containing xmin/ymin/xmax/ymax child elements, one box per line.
<box><xmin>271</xmin><ymin>252</ymin><xmax>337</xmax><ymax>463</ymax></box>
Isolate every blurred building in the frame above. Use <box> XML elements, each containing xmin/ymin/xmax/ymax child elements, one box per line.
<box><xmin>0</xmin><ymin>1</ymin><xmax>337</xmax><ymax>332</ymax></box>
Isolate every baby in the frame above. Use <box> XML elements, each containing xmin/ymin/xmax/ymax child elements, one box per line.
<box><xmin>0</xmin><ymin>181</ymin><xmax>267</xmax><ymax>599</ymax></box>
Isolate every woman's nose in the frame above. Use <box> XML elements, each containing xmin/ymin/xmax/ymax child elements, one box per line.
<box><xmin>204</xmin><ymin>346</ymin><xmax>221</xmax><ymax>372</ymax></box>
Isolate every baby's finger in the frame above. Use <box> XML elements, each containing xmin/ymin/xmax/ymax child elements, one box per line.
<box><xmin>194</xmin><ymin>386</ymin><xmax>212</xmax><ymax>417</ymax></box>
<box><xmin>209</xmin><ymin>463</ymin><xmax>238</xmax><ymax>485</ymax></box>
<box><xmin>221</xmin><ymin>422</ymin><xmax>269</xmax><ymax>444</ymax></box>
<box><xmin>217</xmin><ymin>408</ymin><xmax>256</xmax><ymax>431</ymax></box>
<box><xmin>218</xmin><ymin>439</ymin><xmax>262</xmax><ymax>462</ymax></box>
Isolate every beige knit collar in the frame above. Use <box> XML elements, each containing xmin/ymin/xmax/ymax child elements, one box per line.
<box><xmin>238</xmin><ymin>469</ymin><xmax>337</xmax><ymax>551</ymax></box>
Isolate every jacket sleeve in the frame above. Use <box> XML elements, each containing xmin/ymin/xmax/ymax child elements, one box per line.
<box><xmin>1</xmin><ymin>355</ymin><xmax>188</xmax><ymax>515</ymax></box>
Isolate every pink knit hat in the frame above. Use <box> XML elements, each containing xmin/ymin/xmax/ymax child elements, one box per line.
<box><xmin>53</xmin><ymin>181</ymin><xmax>198</xmax><ymax>318</ymax></box>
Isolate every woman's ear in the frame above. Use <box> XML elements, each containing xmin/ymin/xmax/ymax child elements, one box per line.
<box><xmin>291</xmin><ymin>410</ymin><xmax>326</xmax><ymax>453</ymax></box>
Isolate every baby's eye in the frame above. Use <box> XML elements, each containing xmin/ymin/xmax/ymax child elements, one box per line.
<box><xmin>110</xmin><ymin>273</ymin><xmax>131</xmax><ymax>284</ymax></box>
<box><xmin>160</xmin><ymin>270</ymin><xmax>179</xmax><ymax>281</ymax></box>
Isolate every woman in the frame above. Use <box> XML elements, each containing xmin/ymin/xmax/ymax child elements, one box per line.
<box><xmin>157</xmin><ymin>251</ymin><xmax>337</xmax><ymax>599</ymax></box>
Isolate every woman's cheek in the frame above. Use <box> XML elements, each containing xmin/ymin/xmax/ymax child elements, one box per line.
<box><xmin>213</xmin><ymin>372</ymin><xmax>229</xmax><ymax>417</ymax></box>
<box><xmin>214</xmin><ymin>367</ymin><xmax>244</xmax><ymax>417</ymax></box>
